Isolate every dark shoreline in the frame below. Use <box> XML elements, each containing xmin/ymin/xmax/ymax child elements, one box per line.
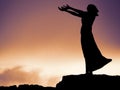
<box><xmin>1</xmin><ymin>74</ymin><xmax>120</xmax><ymax>89</ymax></box>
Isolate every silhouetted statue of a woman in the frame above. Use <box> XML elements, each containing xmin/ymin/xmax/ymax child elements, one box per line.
<box><xmin>58</xmin><ymin>4</ymin><xmax>112</xmax><ymax>75</ymax></box>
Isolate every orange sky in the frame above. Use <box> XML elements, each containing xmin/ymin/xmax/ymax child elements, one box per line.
<box><xmin>0</xmin><ymin>0</ymin><xmax>120</xmax><ymax>87</ymax></box>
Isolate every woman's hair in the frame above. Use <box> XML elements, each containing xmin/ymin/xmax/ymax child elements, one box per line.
<box><xmin>87</xmin><ymin>4</ymin><xmax>99</xmax><ymax>13</ymax></box>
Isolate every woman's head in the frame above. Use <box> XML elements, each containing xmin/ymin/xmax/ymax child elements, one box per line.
<box><xmin>87</xmin><ymin>4</ymin><xmax>99</xmax><ymax>16</ymax></box>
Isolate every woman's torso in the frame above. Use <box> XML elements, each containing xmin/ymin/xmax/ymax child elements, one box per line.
<box><xmin>81</xmin><ymin>12</ymin><xmax>96</xmax><ymax>34</ymax></box>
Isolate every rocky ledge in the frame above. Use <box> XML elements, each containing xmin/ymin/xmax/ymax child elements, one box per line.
<box><xmin>56</xmin><ymin>74</ymin><xmax>120</xmax><ymax>89</ymax></box>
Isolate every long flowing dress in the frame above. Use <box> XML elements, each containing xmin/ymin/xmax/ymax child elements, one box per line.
<box><xmin>80</xmin><ymin>12</ymin><xmax>112</xmax><ymax>72</ymax></box>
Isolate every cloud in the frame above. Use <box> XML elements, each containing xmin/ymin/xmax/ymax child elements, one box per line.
<box><xmin>0</xmin><ymin>66</ymin><xmax>41</xmax><ymax>86</ymax></box>
<box><xmin>0</xmin><ymin>66</ymin><xmax>60</xmax><ymax>87</ymax></box>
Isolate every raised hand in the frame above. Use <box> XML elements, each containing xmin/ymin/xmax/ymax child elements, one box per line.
<box><xmin>58</xmin><ymin>4</ymin><xmax>70</xmax><ymax>11</ymax></box>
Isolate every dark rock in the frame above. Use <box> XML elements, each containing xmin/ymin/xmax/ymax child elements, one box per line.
<box><xmin>56</xmin><ymin>74</ymin><xmax>120</xmax><ymax>89</ymax></box>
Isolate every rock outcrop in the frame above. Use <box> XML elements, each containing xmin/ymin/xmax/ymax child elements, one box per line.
<box><xmin>56</xmin><ymin>74</ymin><xmax>120</xmax><ymax>89</ymax></box>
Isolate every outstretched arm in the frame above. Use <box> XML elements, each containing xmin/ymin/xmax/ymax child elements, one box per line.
<box><xmin>58</xmin><ymin>4</ymin><xmax>84</xmax><ymax>17</ymax></box>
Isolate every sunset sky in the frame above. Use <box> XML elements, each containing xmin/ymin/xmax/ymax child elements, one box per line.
<box><xmin>0</xmin><ymin>0</ymin><xmax>120</xmax><ymax>87</ymax></box>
